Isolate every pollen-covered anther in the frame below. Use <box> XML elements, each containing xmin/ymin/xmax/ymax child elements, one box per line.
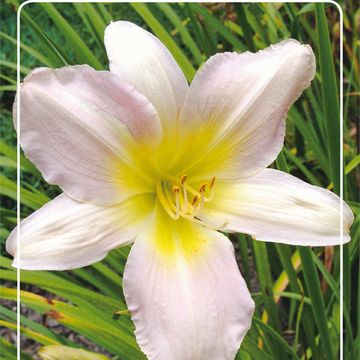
<box><xmin>209</xmin><ymin>177</ymin><xmax>216</xmax><ymax>189</ymax></box>
<box><xmin>199</xmin><ymin>184</ymin><xmax>207</xmax><ymax>193</ymax></box>
<box><xmin>200</xmin><ymin>177</ymin><xmax>216</xmax><ymax>202</ymax></box>
<box><xmin>191</xmin><ymin>195</ymin><xmax>199</xmax><ymax>207</ymax></box>
<box><xmin>180</xmin><ymin>174</ymin><xmax>187</xmax><ymax>185</ymax></box>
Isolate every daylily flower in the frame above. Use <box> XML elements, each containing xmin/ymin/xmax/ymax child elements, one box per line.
<box><xmin>7</xmin><ymin>21</ymin><xmax>353</xmax><ymax>360</ymax></box>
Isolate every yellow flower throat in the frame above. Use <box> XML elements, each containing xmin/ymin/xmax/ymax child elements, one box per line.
<box><xmin>156</xmin><ymin>174</ymin><xmax>216</xmax><ymax>222</ymax></box>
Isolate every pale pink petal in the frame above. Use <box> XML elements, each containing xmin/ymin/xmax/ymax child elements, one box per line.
<box><xmin>104</xmin><ymin>21</ymin><xmax>189</xmax><ymax>135</ymax></box>
<box><xmin>123</xmin><ymin>206</ymin><xmax>254</xmax><ymax>360</ymax></box>
<box><xmin>6</xmin><ymin>193</ymin><xmax>154</xmax><ymax>270</ymax></box>
<box><xmin>202</xmin><ymin>169</ymin><xmax>354</xmax><ymax>246</ymax></box>
<box><xmin>16</xmin><ymin>65</ymin><xmax>162</xmax><ymax>205</ymax></box>
<box><xmin>173</xmin><ymin>40</ymin><xmax>315</xmax><ymax>181</ymax></box>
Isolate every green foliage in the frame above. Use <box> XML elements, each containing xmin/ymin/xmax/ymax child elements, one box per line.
<box><xmin>0</xmin><ymin>2</ymin><xmax>358</xmax><ymax>360</ymax></box>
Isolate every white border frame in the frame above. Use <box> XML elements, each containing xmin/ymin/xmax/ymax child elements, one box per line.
<box><xmin>15</xmin><ymin>1</ymin><xmax>344</xmax><ymax>359</ymax></box>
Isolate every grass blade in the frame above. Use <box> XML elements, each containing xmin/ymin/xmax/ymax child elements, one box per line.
<box><xmin>189</xmin><ymin>3</ymin><xmax>245</xmax><ymax>51</ymax></box>
<box><xmin>298</xmin><ymin>247</ymin><xmax>335</xmax><ymax>359</ymax></box>
<box><xmin>315</xmin><ymin>3</ymin><xmax>340</xmax><ymax>194</ymax></box>
<box><xmin>156</xmin><ymin>3</ymin><xmax>204</xmax><ymax>66</ymax></box>
<box><xmin>39</xmin><ymin>3</ymin><xmax>103</xmax><ymax>70</ymax></box>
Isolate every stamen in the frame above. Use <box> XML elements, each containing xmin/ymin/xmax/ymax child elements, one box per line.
<box><xmin>199</xmin><ymin>184</ymin><xmax>207</xmax><ymax>193</ymax></box>
<box><xmin>179</xmin><ymin>174</ymin><xmax>188</xmax><ymax>212</ymax></box>
<box><xmin>156</xmin><ymin>182</ymin><xmax>178</xmax><ymax>220</ymax></box>
<box><xmin>182</xmin><ymin>185</ymin><xmax>188</xmax><ymax>212</ymax></box>
<box><xmin>202</xmin><ymin>177</ymin><xmax>216</xmax><ymax>202</ymax></box>
<box><xmin>173</xmin><ymin>187</ymin><xmax>180</xmax><ymax>219</ymax></box>
<box><xmin>164</xmin><ymin>184</ymin><xmax>180</xmax><ymax>220</ymax></box>
<box><xmin>180</xmin><ymin>174</ymin><xmax>187</xmax><ymax>185</ymax></box>
<box><xmin>192</xmin><ymin>194</ymin><xmax>199</xmax><ymax>206</ymax></box>
<box><xmin>199</xmin><ymin>196</ymin><xmax>205</xmax><ymax>211</ymax></box>
<box><xmin>157</xmin><ymin>175</ymin><xmax>216</xmax><ymax>223</ymax></box>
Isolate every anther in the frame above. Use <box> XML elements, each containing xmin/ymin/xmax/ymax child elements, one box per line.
<box><xmin>172</xmin><ymin>185</ymin><xmax>180</xmax><ymax>193</ymax></box>
<box><xmin>209</xmin><ymin>177</ymin><xmax>216</xmax><ymax>189</ymax></box>
<box><xmin>192</xmin><ymin>195</ymin><xmax>199</xmax><ymax>206</ymax></box>
<box><xmin>180</xmin><ymin>174</ymin><xmax>187</xmax><ymax>185</ymax></box>
<box><xmin>199</xmin><ymin>184</ymin><xmax>207</xmax><ymax>193</ymax></box>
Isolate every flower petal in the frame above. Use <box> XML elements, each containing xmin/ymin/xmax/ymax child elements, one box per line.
<box><xmin>104</xmin><ymin>21</ymin><xmax>189</xmax><ymax>135</ymax></box>
<box><xmin>202</xmin><ymin>169</ymin><xmax>354</xmax><ymax>246</ymax></box>
<box><xmin>123</xmin><ymin>205</ymin><xmax>254</xmax><ymax>360</ymax></box>
<box><xmin>16</xmin><ymin>65</ymin><xmax>162</xmax><ymax>205</ymax></box>
<box><xmin>174</xmin><ymin>40</ymin><xmax>315</xmax><ymax>180</ymax></box>
<box><xmin>6</xmin><ymin>193</ymin><xmax>154</xmax><ymax>270</ymax></box>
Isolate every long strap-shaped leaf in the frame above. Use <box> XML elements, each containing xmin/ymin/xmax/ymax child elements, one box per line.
<box><xmin>39</xmin><ymin>3</ymin><xmax>103</xmax><ymax>70</ymax></box>
<box><xmin>315</xmin><ymin>3</ymin><xmax>340</xmax><ymax>195</ymax></box>
<box><xmin>298</xmin><ymin>247</ymin><xmax>335</xmax><ymax>360</ymax></box>
<box><xmin>156</xmin><ymin>3</ymin><xmax>204</xmax><ymax>66</ymax></box>
<box><xmin>189</xmin><ymin>3</ymin><xmax>246</xmax><ymax>52</ymax></box>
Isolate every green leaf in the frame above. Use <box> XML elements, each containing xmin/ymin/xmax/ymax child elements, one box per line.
<box><xmin>240</xmin><ymin>335</ymin><xmax>273</xmax><ymax>360</ymax></box>
<box><xmin>0</xmin><ymin>320</ymin><xmax>59</xmax><ymax>346</ymax></box>
<box><xmin>0</xmin><ymin>337</ymin><xmax>32</xmax><ymax>360</ymax></box>
<box><xmin>0</xmin><ymin>174</ymin><xmax>49</xmax><ymax>209</ymax></box>
<box><xmin>345</xmin><ymin>154</ymin><xmax>360</xmax><ymax>175</ymax></box>
<box><xmin>0</xmin><ymin>287</ymin><xmax>143</xmax><ymax>358</ymax></box>
<box><xmin>0</xmin><ymin>140</ymin><xmax>39</xmax><ymax>175</ymax></box>
<box><xmin>234</xmin><ymin>4</ymin><xmax>255</xmax><ymax>51</ymax></box>
<box><xmin>156</xmin><ymin>3</ymin><xmax>204</xmax><ymax>65</ymax></box>
<box><xmin>283</xmin><ymin>148</ymin><xmax>322</xmax><ymax>186</ymax></box>
<box><xmin>20</xmin><ymin>10</ymin><xmax>70</xmax><ymax>67</ymax></box>
<box><xmin>315</xmin><ymin>3</ymin><xmax>340</xmax><ymax>195</ymax></box>
<box><xmin>298</xmin><ymin>247</ymin><xmax>334</xmax><ymax>359</ymax></box>
<box><xmin>252</xmin><ymin>241</ymin><xmax>282</xmax><ymax>359</ymax></box>
<box><xmin>0</xmin><ymin>305</ymin><xmax>76</xmax><ymax>346</ymax></box>
<box><xmin>0</xmin><ymin>31</ymin><xmax>53</xmax><ymax>66</ymax></box>
<box><xmin>253</xmin><ymin>317</ymin><xmax>300</xmax><ymax>359</ymax></box>
<box><xmin>189</xmin><ymin>3</ymin><xmax>245</xmax><ymax>51</ymax></box>
<box><xmin>0</xmin><ymin>59</ymin><xmax>29</xmax><ymax>74</ymax></box>
<box><xmin>39</xmin><ymin>3</ymin><xmax>103</xmax><ymax>70</ymax></box>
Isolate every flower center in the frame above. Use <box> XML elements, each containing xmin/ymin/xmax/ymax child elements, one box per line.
<box><xmin>156</xmin><ymin>174</ymin><xmax>216</xmax><ymax>222</ymax></box>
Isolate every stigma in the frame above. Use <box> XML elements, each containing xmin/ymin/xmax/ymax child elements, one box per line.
<box><xmin>156</xmin><ymin>174</ymin><xmax>216</xmax><ymax>222</ymax></box>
